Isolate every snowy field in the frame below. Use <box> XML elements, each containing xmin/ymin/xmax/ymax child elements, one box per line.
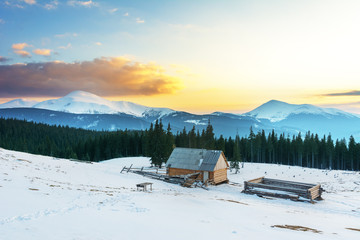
<box><xmin>0</xmin><ymin>148</ymin><xmax>359</xmax><ymax>240</ymax></box>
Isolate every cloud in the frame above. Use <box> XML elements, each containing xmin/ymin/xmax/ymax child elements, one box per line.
<box><xmin>44</xmin><ymin>0</ymin><xmax>58</xmax><ymax>10</ymax></box>
<box><xmin>67</xmin><ymin>0</ymin><xmax>97</xmax><ymax>7</ymax></box>
<box><xmin>4</xmin><ymin>1</ymin><xmax>24</xmax><ymax>8</ymax></box>
<box><xmin>14</xmin><ymin>50</ymin><xmax>31</xmax><ymax>58</ymax></box>
<box><xmin>33</xmin><ymin>49</ymin><xmax>52</xmax><ymax>56</ymax></box>
<box><xmin>0</xmin><ymin>19</ymin><xmax>4</xmax><ymax>24</ymax></box>
<box><xmin>136</xmin><ymin>18</ymin><xmax>145</xmax><ymax>23</ymax></box>
<box><xmin>0</xmin><ymin>57</ymin><xmax>183</xmax><ymax>98</ymax></box>
<box><xmin>123</xmin><ymin>12</ymin><xmax>129</xmax><ymax>16</ymax></box>
<box><xmin>55</xmin><ymin>32</ymin><xmax>78</xmax><ymax>38</ymax></box>
<box><xmin>58</xmin><ymin>43</ymin><xmax>72</xmax><ymax>50</ymax></box>
<box><xmin>12</xmin><ymin>43</ymin><xmax>31</xmax><ymax>50</ymax></box>
<box><xmin>23</xmin><ymin>0</ymin><xmax>36</xmax><ymax>4</ymax></box>
<box><xmin>108</xmin><ymin>8</ymin><xmax>117</xmax><ymax>14</ymax></box>
<box><xmin>324</xmin><ymin>90</ymin><xmax>360</xmax><ymax>96</ymax></box>
<box><xmin>95</xmin><ymin>42</ymin><xmax>102</xmax><ymax>46</ymax></box>
<box><xmin>12</xmin><ymin>43</ymin><xmax>32</xmax><ymax>57</ymax></box>
<box><xmin>0</xmin><ymin>56</ymin><xmax>11</xmax><ymax>63</ymax></box>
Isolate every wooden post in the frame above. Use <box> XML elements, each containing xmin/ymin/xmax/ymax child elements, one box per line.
<box><xmin>244</xmin><ymin>181</ymin><xmax>248</xmax><ymax>191</ymax></box>
<box><xmin>127</xmin><ymin>164</ymin><xmax>133</xmax><ymax>173</ymax></box>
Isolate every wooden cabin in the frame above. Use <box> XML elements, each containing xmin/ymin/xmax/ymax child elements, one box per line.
<box><xmin>165</xmin><ymin>148</ymin><xmax>229</xmax><ymax>185</ymax></box>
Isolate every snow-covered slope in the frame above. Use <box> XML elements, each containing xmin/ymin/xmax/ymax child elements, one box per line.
<box><xmin>1</xmin><ymin>148</ymin><xmax>359</xmax><ymax>240</ymax></box>
<box><xmin>32</xmin><ymin>90</ymin><xmax>173</xmax><ymax>117</ymax></box>
<box><xmin>244</xmin><ymin>100</ymin><xmax>355</xmax><ymax>122</ymax></box>
<box><xmin>0</xmin><ymin>99</ymin><xmax>38</xmax><ymax>109</ymax></box>
<box><xmin>33</xmin><ymin>91</ymin><xmax>118</xmax><ymax>114</ymax></box>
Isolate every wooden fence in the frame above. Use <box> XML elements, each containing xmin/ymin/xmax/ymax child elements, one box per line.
<box><xmin>120</xmin><ymin>165</ymin><xmax>208</xmax><ymax>189</ymax></box>
<box><xmin>243</xmin><ymin>177</ymin><xmax>323</xmax><ymax>203</ymax></box>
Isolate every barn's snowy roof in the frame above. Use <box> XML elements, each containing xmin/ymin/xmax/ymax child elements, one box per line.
<box><xmin>165</xmin><ymin>148</ymin><xmax>227</xmax><ymax>171</ymax></box>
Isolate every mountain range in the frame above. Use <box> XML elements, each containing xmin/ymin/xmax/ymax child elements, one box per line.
<box><xmin>1</xmin><ymin>90</ymin><xmax>359</xmax><ymax>140</ymax></box>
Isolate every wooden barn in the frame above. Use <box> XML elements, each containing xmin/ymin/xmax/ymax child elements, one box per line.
<box><xmin>165</xmin><ymin>148</ymin><xmax>229</xmax><ymax>185</ymax></box>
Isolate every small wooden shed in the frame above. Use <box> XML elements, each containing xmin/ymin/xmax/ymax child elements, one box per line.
<box><xmin>165</xmin><ymin>148</ymin><xmax>229</xmax><ymax>185</ymax></box>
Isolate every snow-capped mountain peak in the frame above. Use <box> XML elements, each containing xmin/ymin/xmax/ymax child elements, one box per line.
<box><xmin>33</xmin><ymin>91</ymin><xmax>116</xmax><ymax>115</ymax></box>
<box><xmin>244</xmin><ymin>99</ymin><xmax>355</xmax><ymax>122</ymax></box>
<box><xmin>0</xmin><ymin>99</ymin><xmax>39</xmax><ymax>109</ymax></box>
<box><xmin>63</xmin><ymin>90</ymin><xmax>110</xmax><ymax>104</ymax></box>
<box><xmin>30</xmin><ymin>90</ymin><xmax>174</xmax><ymax>118</ymax></box>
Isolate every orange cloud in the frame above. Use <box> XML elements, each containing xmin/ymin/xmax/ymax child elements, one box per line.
<box><xmin>24</xmin><ymin>0</ymin><xmax>36</xmax><ymax>4</ymax></box>
<box><xmin>12</xmin><ymin>43</ymin><xmax>30</xmax><ymax>50</ymax></box>
<box><xmin>33</xmin><ymin>49</ymin><xmax>51</xmax><ymax>56</ymax></box>
<box><xmin>12</xmin><ymin>43</ymin><xmax>32</xmax><ymax>57</ymax></box>
<box><xmin>0</xmin><ymin>57</ymin><xmax>183</xmax><ymax>98</ymax></box>
<box><xmin>14</xmin><ymin>50</ymin><xmax>31</xmax><ymax>58</ymax></box>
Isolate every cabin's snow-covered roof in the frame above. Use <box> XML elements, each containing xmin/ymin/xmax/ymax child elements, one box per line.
<box><xmin>166</xmin><ymin>148</ymin><xmax>227</xmax><ymax>171</ymax></box>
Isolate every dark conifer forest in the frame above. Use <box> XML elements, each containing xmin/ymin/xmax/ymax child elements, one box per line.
<box><xmin>0</xmin><ymin>118</ymin><xmax>359</xmax><ymax>171</ymax></box>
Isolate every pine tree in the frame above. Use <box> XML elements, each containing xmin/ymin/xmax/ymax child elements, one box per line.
<box><xmin>203</xmin><ymin>119</ymin><xmax>215</xmax><ymax>149</ymax></box>
<box><xmin>188</xmin><ymin>126</ymin><xmax>197</xmax><ymax>148</ymax></box>
<box><xmin>326</xmin><ymin>134</ymin><xmax>334</xmax><ymax>169</ymax></box>
<box><xmin>164</xmin><ymin>123</ymin><xmax>175</xmax><ymax>162</ymax></box>
<box><xmin>150</xmin><ymin>120</ymin><xmax>162</xmax><ymax>166</ymax></box>
<box><xmin>296</xmin><ymin>132</ymin><xmax>303</xmax><ymax>167</ymax></box>
<box><xmin>348</xmin><ymin>135</ymin><xmax>356</xmax><ymax>170</ymax></box>
<box><xmin>231</xmin><ymin>134</ymin><xmax>241</xmax><ymax>173</ymax></box>
<box><xmin>216</xmin><ymin>134</ymin><xmax>226</xmax><ymax>153</ymax></box>
<box><xmin>249</xmin><ymin>126</ymin><xmax>255</xmax><ymax>162</ymax></box>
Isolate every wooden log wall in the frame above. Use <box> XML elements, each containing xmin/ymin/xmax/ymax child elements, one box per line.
<box><xmin>247</xmin><ymin>176</ymin><xmax>264</xmax><ymax>184</ymax></box>
<box><xmin>263</xmin><ymin>178</ymin><xmax>315</xmax><ymax>190</ymax></box>
<box><xmin>308</xmin><ymin>184</ymin><xmax>321</xmax><ymax>200</ymax></box>
<box><xmin>243</xmin><ymin>177</ymin><xmax>322</xmax><ymax>202</ymax></box>
<box><xmin>168</xmin><ymin>168</ymin><xmax>203</xmax><ymax>180</ymax></box>
<box><xmin>212</xmin><ymin>168</ymin><xmax>228</xmax><ymax>184</ymax></box>
<box><xmin>247</xmin><ymin>182</ymin><xmax>309</xmax><ymax>198</ymax></box>
<box><xmin>168</xmin><ymin>168</ymin><xmax>228</xmax><ymax>184</ymax></box>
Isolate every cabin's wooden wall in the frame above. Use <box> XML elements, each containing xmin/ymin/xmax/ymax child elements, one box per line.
<box><xmin>211</xmin><ymin>168</ymin><xmax>228</xmax><ymax>184</ymax></box>
<box><xmin>168</xmin><ymin>168</ymin><xmax>203</xmax><ymax>179</ymax></box>
<box><xmin>214</xmin><ymin>154</ymin><xmax>229</xmax><ymax>171</ymax></box>
<box><xmin>168</xmin><ymin>167</ymin><xmax>228</xmax><ymax>184</ymax></box>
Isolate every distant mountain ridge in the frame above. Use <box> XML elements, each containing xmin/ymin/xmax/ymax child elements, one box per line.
<box><xmin>1</xmin><ymin>91</ymin><xmax>360</xmax><ymax>139</ymax></box>
<box><xmin>0</xmin><ymin>99</ymin><xmax>39</xmax><ymax>109</ymax></box>
<box><xmin>244</xmin><ymin>99</ymin><xmax>356</xmax><ymax>122</ymax></box>
<box><xmin>1</xmin><ymin>90</ymin><xmax>174</xmax><ymax>120</ymax></box>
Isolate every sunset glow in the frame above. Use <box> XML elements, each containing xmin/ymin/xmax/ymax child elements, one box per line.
<box><xmin>1</xmin><ymin>0</ymin><xmax>360</xmax><ymax>113</ymax></box>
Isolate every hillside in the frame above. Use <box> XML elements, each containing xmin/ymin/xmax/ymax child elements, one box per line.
<box><xmin>0</xmin><ymin>148</ymin><xmax>359</xmax><ymax>240</ymax></box>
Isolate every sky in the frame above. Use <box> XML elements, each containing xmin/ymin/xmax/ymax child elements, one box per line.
<box><xmin>1</xmin><ymin>0</ymin><xmax>360</xmax><ymax>114</ymax></box>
